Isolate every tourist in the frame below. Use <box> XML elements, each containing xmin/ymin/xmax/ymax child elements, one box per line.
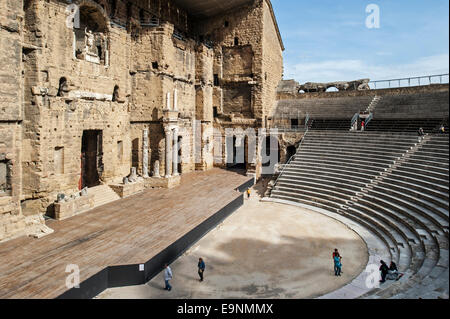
<box><xmin>247</xmin><ymin>188</ymin><xmax>251</xmax><ymax>199</ymax></box>
<box><xmin>440</xmin><ymin>125</ymin><xmax>445</xmax><ymax>134</ymax></box>
<box><xmin>198</xmin><ymin>258</ymin><xmax>206</xmax><ymax>282</ymax></box>
<box><xmin>164</xmin><ymin>264</ymin><xmax>173</xmax><ymax>291</ymax></box>
<box><xmin>332</xmin><ymin>248</ymin><xmax>340</xmax><ymax>259</ymax></box>
<box><xmin>332</xmin><ymin>248</ymin><xmax>343</xmax><ymax>273</ymax></box>
<box><xmin>387</xmin><ymin>261</ymin><xmax>404</xmax><ymax>281</ymax></box>
<box><xmin>418</xmin><ymin>127</ymin><xmax>425</xmax><ymax>137</ymax></box>
<box><xmin>361</xmin><ymin>120</ymin><xmax>365</xmax><ymax>132</ymax></box>
<box><xmin>334</xmin><ymin>254</ymin><xmax>342</xmax><ymax>276</ymax></box>
<box><xmin>418</xmin><ymin>127</ymin><xmax>425</xmax><ymax>141</ymax></box>
<box><xmin>379</xmin><ymin>260</ymin><xmax>389</xmax><ymax>283</ymax></box>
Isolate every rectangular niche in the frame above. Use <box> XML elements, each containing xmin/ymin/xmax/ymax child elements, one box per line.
<box><xmin>54</xmin><ymin>147</ymin><xmax>64</xmax><ymax>175</ymax></box>
<box><xmin>0</xmin><ymin>160</ymin><xmax>12</xmax><ymax>196</ymax></box>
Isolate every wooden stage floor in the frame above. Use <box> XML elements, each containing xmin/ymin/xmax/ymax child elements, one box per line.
<box><xmin>0</xmin><ymin>169</ymin><xmax>250</xmax><ymax>299</ymax></box>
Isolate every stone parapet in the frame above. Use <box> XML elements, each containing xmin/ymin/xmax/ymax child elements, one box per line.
<box><xmin>109</xmin><ymin>181</ymin><xmax>145</xmax><ymax>198</ymax></box>
<box><xmin>144</xmin><ymin>175</ymin><xmax>181</xmax><ymax>189</ymax></box>
<box><xmin>54</xmin><ymin>194</ymin><xmax>95</xmax><ymax>220</ymax></box>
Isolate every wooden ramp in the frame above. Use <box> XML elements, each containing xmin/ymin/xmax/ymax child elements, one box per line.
<box><xmin>0</xmin><ymin>169</ymin><xmax>252</xmax><ymax>299</ymax></box>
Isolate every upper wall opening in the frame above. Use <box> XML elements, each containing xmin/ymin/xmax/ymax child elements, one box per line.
<box><xmin>74</xmin><ymin>3</ymin><xmax>109</xmax><ymax>65</ymax></box>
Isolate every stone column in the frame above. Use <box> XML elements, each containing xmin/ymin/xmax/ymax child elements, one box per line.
<box><xmin>142</xmin><ymin>129</ymin><xmax>149</xmax><ymax>178</ymax></box>
<box><xmin>165</xmin><ymin>127</ymin><xmax>172</xmax><ymax>178</ymax></box>
<box><xmin>173</xmin><ymin>89</ymin><xmax>178</xmax><ymax>111</ymax></box>
<box><xmin>166</xmin><ymin>92</ymin><xmax>171</xmax><ymax>110</ymax></box>
<box><xmin>172</xmin><ymin>127</ymin><xmax>179</xmax><ymax>176</ymax></box>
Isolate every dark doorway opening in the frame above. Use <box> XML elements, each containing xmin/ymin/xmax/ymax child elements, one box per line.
<box><xmin>132</xmin><ymin>138</ymin><xmax>139</xmax><ymax>169</ymax></box>
<box><xmin>286</xmin><ymin>145</ymin><xmax>297</xmax><ymax>163</ymax></box>
<box><xmin>291</xmin><ymin>119</ymin><xmax>299</xmax><ymax>129</ymax></box>
<box><xmin>226</xmin><ymin>135</ymin><xmax>246</xmax><ymax>170</ymax></box>
<box><xmin>262</xmin><ymin>136</ymin><xmax>280</xmax><ymax>175</ymax></box>
<box><xmin>178</xmin><ymin>136</ymin><xmax>183</xmax><ymax>174</ymax></box>
<box><xmin>81</xmin><ymin>130</ymin><xmax>103</xmax><ymax>189</ymax></box>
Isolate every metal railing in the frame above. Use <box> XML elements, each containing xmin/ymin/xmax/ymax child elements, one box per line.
<box><xmin>369</xmin><ymin>74</ymin><xmax>449</xmax><ymax>90</ymax></box>
<box><xmin>272</xmin><ymin>127</ymin><xmax>310</xmax><ymax>192</ymax></box>
<box><xmin>305</xmin><ymin>113</ymin><xmax>310</xmax><ymax>130</ymax></box>
<box><xmin>350</xmin><ymin>113</ymin><xmax>359</xmax><ymax>130</ymax></box>
<box><xmin>365</xmin><ymin>113</ymin><xmax>374</xmax><ymax>127</ymax></box>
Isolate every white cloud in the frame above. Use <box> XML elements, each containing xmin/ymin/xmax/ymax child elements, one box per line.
<box><xmin>285</xmin><ymin>54</ymin><xmax>450</xmax><ymax>83</ymax></box>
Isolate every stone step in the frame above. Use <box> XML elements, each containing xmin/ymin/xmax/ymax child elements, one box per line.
<box><xmin>88</xmin><ymin>185</ymin><xmax>121</xmax><ymax>209</ymax></box>
<box><xmin>394</xmin><ymin>165</ymin><xmax>449</xmax><ymax>181</ymax></box>
<box><xmin>300</xmin><ymin>145</ymin><xmax>408</xmax><ymax>158</ymax></box>
<box><xmin>281</xmin><ymin>170</ymin><xmax>369</xmax><ymax>188</ymax></box>
<box><xmin>372</xmin><ymin>183</ymin><xmax>449</xmax><ymax>221</ymax></box>
<box><xmin>295</xmin><ymin>153</ymin><xmax>393</xmax><ymax>168</ymax></box>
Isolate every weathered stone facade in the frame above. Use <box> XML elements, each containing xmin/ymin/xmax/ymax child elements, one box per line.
<box><xmin>0</xmin><ymin>0</ymin><xmax>284</xmax><ymax>241</ymax></box>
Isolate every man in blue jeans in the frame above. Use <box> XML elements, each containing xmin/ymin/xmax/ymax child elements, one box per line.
<box><xmin>164</xmin><ymin>264</ymin><xmax>173</xmax><ymax>291</ymax></box>
<box><xmin>198</xmin><ymin>258</ymin><xmax>206</xmax><ymax>282</ymax></box>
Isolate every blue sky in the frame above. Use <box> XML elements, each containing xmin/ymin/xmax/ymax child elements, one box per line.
<box><xmin>271</xmin><ymin>0</ymin><xmax>449</xmax><ymax>83</ymax></box>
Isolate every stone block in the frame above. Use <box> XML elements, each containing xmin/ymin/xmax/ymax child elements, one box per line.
<box><xmin>54</xmin><ymin>194</ymin><xmax>95</xmax><ymax>220</ymax></box>
<box><xmin>109</xmin><ymin>180</ymin><xmax>145</xmax><ymax>198</ymax></box>
<box><xmin>144</xmin><ymin>175</ymin><xmax>181</xmax><ymax>189</ymax></box>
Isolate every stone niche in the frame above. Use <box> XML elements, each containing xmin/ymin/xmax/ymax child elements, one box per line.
<box><xmin>74</xmin><ymin>4</ymin><xmax>109</xmax><ymax>65</ymax></box>
<box><xmin>54</xmin><ymin>194</ymin><xmax>95</xmax><ymax>220</ymax></box>
<box><xmin>0</xmin><ymin>159</ymin><xmax>12</xmax><ymax>196</ymax></box>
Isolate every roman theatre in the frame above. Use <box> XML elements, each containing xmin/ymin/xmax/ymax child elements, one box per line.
<box><xmin>0</xmin><ymin>0</ymin><xmax>448</xmax><ymax>299</ymax></box>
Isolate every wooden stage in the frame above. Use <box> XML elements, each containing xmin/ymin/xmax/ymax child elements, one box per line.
<box><xmin>0</xmin><ymin>169</ymin><xmax>251</xmax><ymax>299</ymax></box>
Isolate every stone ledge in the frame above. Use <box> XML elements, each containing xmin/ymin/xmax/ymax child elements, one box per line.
<box><xmin>144</xmin><ymin>175</ymin><xmax>181</xmax><ymax>189</ymax></box>
<box><xmin>109</xmin><ymin>181</ymin><xmax>145</xmax><ymax>198</ymax></box>
<box><xmin>54</xmin><ymin>194</ymin><xmax>95</xmax><ymax>220</ymax></box>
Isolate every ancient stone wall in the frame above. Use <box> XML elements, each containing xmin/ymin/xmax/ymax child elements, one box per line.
<box><xmin>261</xmin><ymin>0</ymin><xmax>284</xmax><ymax>127</ymax></box>
<box><xmin>0</xmin><ymin>0</ymin><xmax>285</xmax><ymax>241</ymax></box>
<box><xmin>20</xmin><ymin>0</ymin><xmax>132</xmax><ymax>219</ymax></box>
<box><xmin>196</xmin><ymin>0</ymin><xmax>264</xmax><ymax>123</ymax></box>
<box><xmin>0</xmin><ymin>0</ymin><xmax>26</xmax><ymax>241</ymax></box>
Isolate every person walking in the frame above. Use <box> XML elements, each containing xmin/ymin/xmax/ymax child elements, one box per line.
<box><xmin>164</xmin><ymin>264</ymin><xmax>173</xmax><ymax>291</ymax></box>
<box><xmin>246</xmin><ymin>188</ymin><xmax>251</xmax><ymax>199</ymax></box>
<box><xmin>198</xmin><ymin>258</ymin><xmax>206</xmax><ymax>282</ymax></box>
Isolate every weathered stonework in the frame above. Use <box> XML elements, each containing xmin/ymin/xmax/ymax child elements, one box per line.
<box><xmin>0</xmin><ymin>0</ymin><xmax>284</xmax><ymax>242</ymax></box>
<box><xmin>109</xmin><ymin>180</ymin><xmax>145</xmax><ymax>198</ymax></box>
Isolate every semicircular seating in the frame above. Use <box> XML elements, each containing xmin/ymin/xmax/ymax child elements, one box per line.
<box><xmin>270</xmin><ymin>131</ymin><xmax>449</xmax><ymax>299</ymax></box>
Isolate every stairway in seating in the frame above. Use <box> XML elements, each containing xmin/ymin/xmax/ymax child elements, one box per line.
<box><xmin>366</xmin><ymin>95</ymin><xmax>381</xmax><ymax>113</ymax></box>
<box><xmin>357</xmin><ymin>135</ymin><xmax>431</xmax><ymax>193</ymax></box>
<box><xmin>88</xmin><ymin>185</ymin><xmax>121</xmax><ymax>209</ymax></box>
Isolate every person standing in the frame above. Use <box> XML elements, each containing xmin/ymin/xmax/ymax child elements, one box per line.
<box><xmin>164</xmin><ymin>264</ymin><xmax>173</xmax><ymax>291</ymax></box>
<box><xmin>334</xmin><ymin>255</ymin><xmax>342</xmax><ymax>276</ymax></box>
<box><xmin>332</xmin><ymin>249</ymin><xmax>343</xmax><ymax>274</ymax></box>
<box><xmin>246</xmin><ymin>188</ymin><xmax>251</xmax><ymax>199</ymax></box>
<box><xmin>198</xmin><ymin>258</ymin><xmax>206</xmax><ymax>282</ymax></box>
<box><xmin>418</xmin><ymin>127</ymin><xmax>425</xmax><ymax>141</ymax></box>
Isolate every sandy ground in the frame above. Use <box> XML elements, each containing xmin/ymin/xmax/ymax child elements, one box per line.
<box><xmin>97</xmin><ymin>187</ymin><xmax>368</xmax><ymax>299</ymax></box>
